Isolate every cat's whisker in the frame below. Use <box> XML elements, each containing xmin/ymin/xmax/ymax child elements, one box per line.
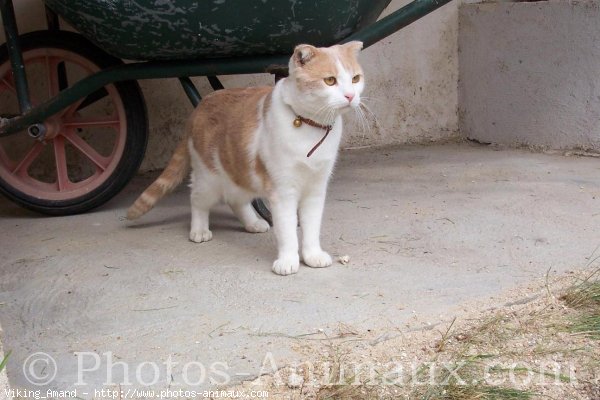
<box><xmin>313</xmin><ymin>103</ymin><xmax>337</xmax><ymax>125</ymax></box>
<box><xmin>354</xmin><ymin>103</ymin><xmax>371</xmax><ymax>139</ymax></box>
<box><xmin>359</xmin><ymin>102</ymin><xmax>382</xmax><ymax>137</ymax></box>
<box><xmin>316</xmin><ymin>103</ymin><xmax>344</xmax><ymax>126</ymax></box>
<box><xmin>361</xmin><ymin>101</ymin><xmax>382</xmax><ymax>124</ymax></box>
<box><xmin>325</xmin><ymin>106</ymin><xmax>338</xmax><ymax>124</ymax></box>
<box><xmin>351</xmin><ymin>106</ymin><xmax>363</xmax><ymax>131</ymax></box>
<box><xmin>359</xmin><ymin>102</ymin><xmax>378</xmax><ymax>122</ymax></box>
<box><xmin>360</xmin><ymin>96</ymin><xmax>383</xmax><ymax>104</ymax></box>
<box><xmin>313</xmin><ymin>103</ymin><xmax>332</xmax><ymax>120</ymax></box>
<box><xmin>355</xmin><ymin>106</ymin><xmax>369</xmax><ymax>138</ymax></box>
<box><xmin>361</xmin><ymin>109</ymin><xmax>370</xmax><ymax>135</ymax></box>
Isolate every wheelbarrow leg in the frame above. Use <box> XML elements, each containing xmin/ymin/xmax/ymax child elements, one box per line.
<box><xmin>47</xmin><ymin>0</ymin><xmax>110</xmax><ymax>112</ymax></box>
<box><xmin>179</xmin><ymin>76</ymin><xmax>201</xmax><ymax>107</ymax></box>
<box><xmin>207</xmin><ymin>76</ymin><xmax>224</xmax><ymax>91</ymax></box>
<box><xmin>44</xmin><ymin>6</ymin><xmax>68</xmax><ymax>91</ymax></box>
<box><xmin>45</xmin><ymin>5</ymin><xmax>59</xmax><ymax>31</ymax></box>
<box><xmin>178</xmin><ymin>76</ymin><xmax>273</xmax><ymax>226</ymax></box>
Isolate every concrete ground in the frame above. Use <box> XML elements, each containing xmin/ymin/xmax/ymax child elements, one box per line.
<box><xmin>0</xmin><ymin>143</ymin><xmax>599</xmax><ymax>395</ymax></box>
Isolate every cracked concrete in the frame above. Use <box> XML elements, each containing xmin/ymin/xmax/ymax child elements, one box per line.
<box><xmin>0</xmin><ymin>144</ymin><xmax>599</xmax><ymax>395</ymax></box>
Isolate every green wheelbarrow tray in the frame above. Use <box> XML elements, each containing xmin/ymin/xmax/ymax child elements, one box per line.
<box><xmin>45</xmin><ymin>0</ymin><xmax>392</xmax><ymax>61</ymax></box>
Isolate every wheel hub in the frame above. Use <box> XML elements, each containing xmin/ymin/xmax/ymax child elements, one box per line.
<box><xmin>27</xmin><ymin>117</ymin><xmax>62</xmax><ymax>141</ymax></box>
<box><xmin>41</xmin><ymin>117</ymin><xmax>62</xmax><ymax>140</ymax></box>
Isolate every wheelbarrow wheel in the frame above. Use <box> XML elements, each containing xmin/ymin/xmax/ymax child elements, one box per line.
<box><xmin>0</xmin><ymin>31</ymin><xmax>148</xmax><ymax>215</ymax></box>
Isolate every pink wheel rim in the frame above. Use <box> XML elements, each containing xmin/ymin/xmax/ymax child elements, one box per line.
<box><xmin>0</xmin><ymin>48</ymin><xmax>127</xmax><ymax>201</ymax></box>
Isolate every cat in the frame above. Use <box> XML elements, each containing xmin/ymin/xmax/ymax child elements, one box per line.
<box><xmin>127</xmin><ymin>41</ymin><xmax>364</xmax><ymax>275</ymax></box>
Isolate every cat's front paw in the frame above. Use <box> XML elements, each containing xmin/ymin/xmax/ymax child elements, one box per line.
<box><xmin>245</xmin><ymin>219</ymin><xmax>270</xmax><ymax>233</ymax></box>
<box><xmin>189</xmin><ymin>229</ymin><xmax>213</xmax><ymax>243</ymax></box>
<box><xmin>272</xmin><ymin>255</ymin><xmax>300</xmax><ymax>276</ymax></box>
<box><xmin>302</xmin><ymin>249</ymin><xmax>333</xmax><ymax>268</ymax></box>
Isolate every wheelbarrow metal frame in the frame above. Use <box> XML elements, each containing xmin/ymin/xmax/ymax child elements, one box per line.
<box><xmin>0</xmin><ymin>0</ymin><xmax>453</xmax><ymax>221</ymax></box>
<box><xmin>0</xmin><ymin>0</ymin><xmax>453</xmax><ymax>137</ymax></box>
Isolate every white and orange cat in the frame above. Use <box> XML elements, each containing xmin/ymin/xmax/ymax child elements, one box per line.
<box><xmin>127</xmin><ymin>42</ymin><xmax>364</xmax><ymax>275</ymax></box>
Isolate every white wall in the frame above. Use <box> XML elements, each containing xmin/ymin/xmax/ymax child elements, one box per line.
<box><xmin>1</xmin><ymin>0</ymin><xmax>460</xmax><ymax>172</ymax></box>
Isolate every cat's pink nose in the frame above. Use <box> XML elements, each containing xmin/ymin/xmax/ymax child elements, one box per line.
<box><xmin>345</xmin><ymin>93</ymin><xmax>355</xmax><ymax>102</ymax></box>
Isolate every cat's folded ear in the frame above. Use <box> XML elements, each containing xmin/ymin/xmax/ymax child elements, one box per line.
<box><xmin>293</xmin><ymin>44</ymin><xmax>317</xmax><ymax>67</ymax></box>
<box><xmin>343</xmin><ymin>41</ymin><xmax>364</xmax><ymax>55</ymax></box>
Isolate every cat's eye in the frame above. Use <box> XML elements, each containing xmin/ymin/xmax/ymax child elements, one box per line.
<box><xmin>352</xmin><ymin>74</ymin><xmax>361</xmax><ymax>83</ymax></box>
<box><xmin>324</xmin><ymin>76</ymin><xmax>337</xmax><ymax>86</ymax></box>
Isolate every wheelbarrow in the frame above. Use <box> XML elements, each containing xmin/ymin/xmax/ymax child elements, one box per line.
<box><xmin>0</xmin><ymin>0</ymin><xmax>452</xmax><ymax>219</ymax></box>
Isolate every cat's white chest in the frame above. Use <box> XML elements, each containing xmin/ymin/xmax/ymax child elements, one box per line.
<box><xmin>289</xmin><ymin>126</ymin><xmax>340</xmax><ymax>171</ymax></box>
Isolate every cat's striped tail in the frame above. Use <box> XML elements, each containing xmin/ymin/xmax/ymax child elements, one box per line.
<box><xmin>127</xmin><ymin>139</ymin><xmax>190</xmax><ymax>220</ymax></box>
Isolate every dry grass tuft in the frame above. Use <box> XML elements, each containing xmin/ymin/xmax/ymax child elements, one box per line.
<box><xmin>561</xmin><ymin>269</ymin><xmax>600</xmax><ymax>309</ymax></box>
<box><xmin>561</xmin><ymin>268</ymin><xmax>600</xmax><ymax>339</ymax></box>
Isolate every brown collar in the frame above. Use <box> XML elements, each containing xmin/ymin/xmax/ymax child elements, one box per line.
<box><xmin>293</xmin><ymin>116</ymin><xmax>333</xmax><ymax>157</ymax></box>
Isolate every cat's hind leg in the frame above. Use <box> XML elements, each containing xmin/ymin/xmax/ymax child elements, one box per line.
<box><xmin>190</xmin><ymin>187</ymin><xmax>219</xmax><ymax>243</ymax></box>
<box><xmin>189</xmin><ymin>170</ymin><xmax>220</xmax><ymax>243</ymax></box>
<box><xmin>230</xmin><ymin>201</ymin><xmax>270</xmax><ymax>233</ymax></box>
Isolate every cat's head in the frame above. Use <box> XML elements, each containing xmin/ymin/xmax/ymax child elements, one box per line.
<box><xmin>287</xmin><ymin>41</ymin><xmax>364</xmax><ymax>119</ymax></box>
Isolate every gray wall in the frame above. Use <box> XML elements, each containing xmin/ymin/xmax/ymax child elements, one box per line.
<box><xmin>459</xmin><ymin>1</ymin><xmax>600</xmax><ymax>151</ymax></box>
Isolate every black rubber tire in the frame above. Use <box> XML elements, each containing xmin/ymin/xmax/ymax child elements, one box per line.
<box><xmin>0</xmin><ymin>31</ymin><xmax>148</xmax><ymax>215</ymax></box>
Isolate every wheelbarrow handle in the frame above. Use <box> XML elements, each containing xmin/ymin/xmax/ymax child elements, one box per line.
<box><xmin>344</xmin><ymin>0</ymin><xmax>454</xmax><ymax>48</ymax></box>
